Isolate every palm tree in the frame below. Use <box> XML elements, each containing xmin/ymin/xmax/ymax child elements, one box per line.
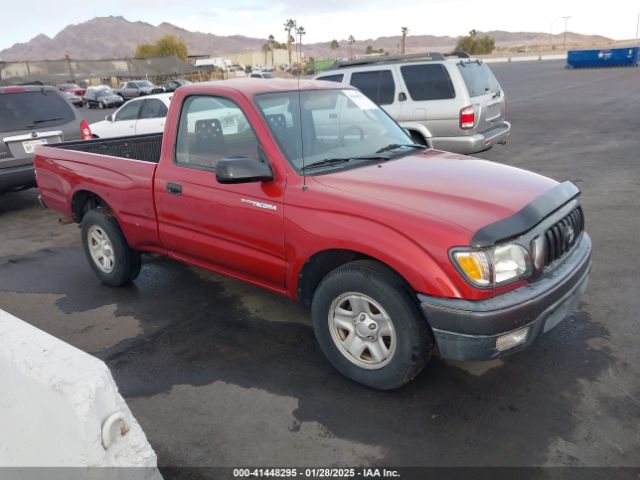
<box><xmin>330</xmin><ymin>39</ymin><xmax>339</xmax><ymax>61</ymax></box>
<box><xmin>283</xmin><ymin>19</ymin><xmax>296</xmax><ymax>67</ymax></box>
<box><xmin>268</xmin><ymin>34</ymin><xmax>275</xmax><ymax>66</ymax></box>
<box><xmin>401</xmin><ymin>27</ymin><xmax>409</xmax><ymax>55</ymax></box>
<box><xmin>348</xmin><ymin>35</ymin><xmax>356</xmax><ymax>59</ymax></box>
<box><xmin>295</xmin><ymin>26</ymin><xmax>306</xmax><ymax>66</ymax></box>
<box><xmin>262</xmin><ymin>42</ymin><xmax>271</xmax><ymax>65</ymax></box>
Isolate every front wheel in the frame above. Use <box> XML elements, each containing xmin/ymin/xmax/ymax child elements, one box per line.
<box><xmin>81</xmin><ymin>209</ymin><xmax>141</xmax><ymax>286</ymax></box>
<box><xmin>311</xmin><ymin>260</ymin><xmax>433</xmax><ymax>390</ymax></box>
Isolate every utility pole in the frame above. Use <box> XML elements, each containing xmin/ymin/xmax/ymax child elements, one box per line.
<box><xmin>562</xmin><ymin>16</ymin><xmax>571</xmax><ymax>50</ymax></box>
<box><xmin>635</xmin><ymin>13</ymin><xmax>639</xmax><ymax>40</ymax></box>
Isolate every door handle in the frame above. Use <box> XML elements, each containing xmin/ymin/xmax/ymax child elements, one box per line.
<box><xmin>329</xmin><ymin>113</ymin><xmax>338</xmax><ymax>119</ymax></box>
<box><xmin>166</xmin><ymin>182</ymin><xmax>182</xmax><ymax>195</ymax></box>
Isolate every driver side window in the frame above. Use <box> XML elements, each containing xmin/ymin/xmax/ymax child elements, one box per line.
<box><xmin>175</xmin><ymin>95</ymin><xmax>259</xmax><ymax>171</ymax></box>
<box><xmin>115</xmin><ymin>101</ymin><xmax>141</xmax><ymax>121</ymax></box>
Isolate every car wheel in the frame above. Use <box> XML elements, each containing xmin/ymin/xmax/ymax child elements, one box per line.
<box><xmin>81</xmin><ymin>208</ymin><xmax>142</xmax><ymax>286</ymax></box>
<box><xmin>311</xmin><ymin>260</ymin><xmax>433</xmax><ymax>390</ymax></box>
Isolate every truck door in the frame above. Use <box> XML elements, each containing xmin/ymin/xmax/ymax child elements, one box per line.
<box><xmin>154</xmin><ymin>94</ymin><xmax>286</xmax><ymax>292</ymax></box>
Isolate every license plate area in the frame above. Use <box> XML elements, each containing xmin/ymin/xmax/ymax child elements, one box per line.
<box><xmin>22</xmin><ymin>139</ymin><xmax>48</xmax><ymax>154</ymax></box>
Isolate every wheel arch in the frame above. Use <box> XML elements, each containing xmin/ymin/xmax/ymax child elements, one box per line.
<box><xmin>296</xmin><ymin>249</ymin><xmax>416</xmax><ymax>308</ymax></box>
<box><xmin>71</xmin><ymin>190</ymin><xmax>113</xmax><ymax>223</ymax></box>
<box><xmin>399</xmin><ymin>122</ymin><xmax>433</xmax><ymax>148</ymax></box>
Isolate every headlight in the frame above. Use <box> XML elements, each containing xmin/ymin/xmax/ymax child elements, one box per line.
<box><xmin>451</xmin><ymin>243</ymin><xmax>531</xmax><ymax>288</ymax></box>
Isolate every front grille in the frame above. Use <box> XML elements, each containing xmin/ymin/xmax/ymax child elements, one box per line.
<box><xmin>544</xmin><ymin>207</ymin><xmax>584</xmax><ymax>266</ymax></box>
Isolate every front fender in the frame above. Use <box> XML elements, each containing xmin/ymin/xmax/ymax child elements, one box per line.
<box><xmin>285</xmin><ymin>208</ymin><xmax>463</xmax><ymax>301</ymax></box>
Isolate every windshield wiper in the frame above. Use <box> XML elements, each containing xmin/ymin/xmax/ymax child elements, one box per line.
<box><xmin>302</xmin><ymin>155</ymin><xmax>391</xmax><ymax>171</ymax></box>
<box><xmin>28</xmin><ymin>117</ymin><xmax>66</xmax><ymax>126</ymax></box>
<box><xmin>375</xmin><ymin>143</ymin><xmax>425</xmax><ymax>154</ymax></box>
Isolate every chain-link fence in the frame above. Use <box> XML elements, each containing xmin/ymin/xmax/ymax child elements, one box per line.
<box><xmin>0</xmin><ymin>55</ymin><xmax>198</xmax><ymax>86</ymax></box>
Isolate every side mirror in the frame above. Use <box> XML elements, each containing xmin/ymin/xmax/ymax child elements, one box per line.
<box><xmin>216</xmin><ymin>157</ymin><xmax>273</xmax><ymax>184</ymax></box>
<box><xmin>106</xmin><ymin>114</ymin><xmax>113</xmax><ymax>122</ymax></box>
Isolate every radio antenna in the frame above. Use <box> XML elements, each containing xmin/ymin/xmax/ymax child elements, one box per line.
<box><xmin>296</xmin><ymin>43</ymin><xmax>308</xmax><ymax>191</ymax></box>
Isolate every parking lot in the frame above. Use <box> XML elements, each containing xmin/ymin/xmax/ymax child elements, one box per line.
<box><xmin>1</xmin><ymin>60</ymin><xmax>639</xmax><ymax>468</ymax></box>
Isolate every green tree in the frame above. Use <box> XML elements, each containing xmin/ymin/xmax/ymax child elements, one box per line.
<box><xmin>400</xmin><ymin>26</ymin><xmax>409</xmax><ymax>55</ymax></box>
<box><xmin>284</xmin><ymin>19</ymin><xmax>296</xmax><ymax>66</ymax></box>
<box><xmin>268</xmin><ymin>34</ymin><xmax>276</xmax><ymax>65</ymax></box>
<box><xmin>330</xmin><ymin>39</ymin><xmax>339</xmax><ymax>60</ymax></box>
<box><xmin>455</xmin><ymin>30</ymin><xmax>495</xmax><ymax>54</ymax></box>
<box><xmin>365</xmin><ymin>45</ymin><xmax>385</xmax><ymax>54</ymax></box>
<box><xmin>262</xmin><ymin>42</ymin><xmax>271</xmax><ymax>65</ymax></box>
<box><xmin>135</xmin><ymin>35</ymin><xmax>188</xmax><ymax>60</ymax></box>
<box><xmin>348</xmin><ymin>35</ymin><xmax>356</xmax><ymax>59</ymax></box>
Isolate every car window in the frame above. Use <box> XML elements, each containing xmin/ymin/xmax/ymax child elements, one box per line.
<box><xmin>115</xmin><ymin>101</ymin><xmax>141</xmax><ymax>121</ymax></box>
<box><xmin>400</xmin><ymin>64</ymin><xmax>456</xmax><ymax>101</ymax></box>
<box><xmin>255</xmin><ymin>88</ymin><xmax>413</xmax><ymax>172</ymax></box>
<box><xmin>175</xmin><ymin>95</ymin><xmax>257</xmax><ymax>171</ymax></box>
<box><xmin>250</xmin><ymin>74</ymin><xmax>261</xmax><ymax>78</ymax></box>
<box><xmin>350</xmin><ymin>70</ymin><xmax>395</xmax><ymax>105</ymax></box>
<box><xmin>317</xmin><ymin>74</ymin><xmax>344</xmax><ymax>83</ymax></box>
<box><xmin>139</xmin><ymin>99</ymin><xmax>168</xmax><ymax>119</ymax></box>
<box><xmin>456</xmin><ymin>62</ymin><xmax>501</xmax><ymax>97</ymax></box>
<box><xmin>0</xmin><ymin>90</ymin><xmax>75</xmax><ymax>131</ymax></box>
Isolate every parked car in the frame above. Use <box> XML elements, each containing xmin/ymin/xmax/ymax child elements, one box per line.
<box><xmin>0</xmin><ymin>85</ymin><xmax>91</xmax><ymax>194</ymax></box>
<box><xmin>114</xmin><ymin>80</ymin><xmax>164</xmax><ymax>101</ymax></box>
<box><xmin>249</xmin><ymin>72</ymin><xmax>274</xmax><ymax>79</ymax></box>
<box><xmin>63</xmin><ymin>91</ymin><xmax>84</xmax><ymax>107</ymax></box>
<box><xmin>89</xmin><ymin>93</ymin><xmax>172</xmax><ymax>138</ymax></box>
<box><xmin>83</xmin><ymin>86</ymin><xmax>124</xmax><ymax>109</ymax></box>
<box><xmin>57</xmin><ymin>83</ymin><xmax>86</xmax><ymax>97</ymax></box>
<box><xmin>315</xmin><ymin>52</ymin><xmax>510</xmax><ymax>154</ymax></box>
<box><xmin>35</xmin><ymin>79</ymin><xmax>591</xmax><ymax>390</ymax></box>
<box><xmin>160</xmin><ymin>79</ymin><xmax>192</xmax><ymax>92</ymax></box>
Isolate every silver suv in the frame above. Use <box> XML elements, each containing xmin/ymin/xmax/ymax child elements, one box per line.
<box><xmin>0</xmin><ymin>85</ymin><xmax>86</xmax><ymax>194</ymax></box>
<box><xmin>315</xmin><ymin>53</ymin><xmax>510</xmax><ymax>154</ymax></box>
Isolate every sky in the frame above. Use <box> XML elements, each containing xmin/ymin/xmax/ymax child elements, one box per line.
<box><xmin>1</xmin><ymin>0</ymin><xmax>638</xmax><ymax>50</ymax></box>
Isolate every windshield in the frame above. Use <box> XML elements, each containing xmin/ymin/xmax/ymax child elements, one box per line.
<box><xmin>95</xmin><ymin>88</ymin><xmax>114</xmax><ymax>98</ymax></box>
<box><xmin>135</xmin><ymin>81</ymin><xmax>154</xmax><ymax>88</ymax></box>
<box><xmin>255</xmin><ymin>88</ymin><xmax>414</xmax><ymax>172</ymax></box>
<box><xmin>456</xmin><ymin>61</ymin><xmax>501</xmax><ymax>97</ymax></box>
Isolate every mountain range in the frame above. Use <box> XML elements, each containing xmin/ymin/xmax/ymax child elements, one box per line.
<box><xmin>0</xmin><ymin>16</ymin><xmax>613</xmax><ymax>62</ymax></box>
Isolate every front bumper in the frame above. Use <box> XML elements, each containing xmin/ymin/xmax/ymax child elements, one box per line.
<box><xmin>0</xmin><ymin>164</ymin><xmax>36</xmax><ymax>193</ymax></box>
<box><xmin>418</xmin><ymin>233</ymin><xmax>592</xmax><ymax>360</ymax></box>
<box><xmin>431</xmin><ymin>121</ymin><xmax>511</xmax><ymax>155</ymax></box>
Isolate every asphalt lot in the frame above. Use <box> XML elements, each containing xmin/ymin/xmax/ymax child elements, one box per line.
<box><xmin>1</xmin><ymin>60</ymin><xmax>639</xmax><ymax>469</ymax></box>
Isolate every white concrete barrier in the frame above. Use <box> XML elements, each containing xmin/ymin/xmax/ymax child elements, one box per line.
<box><xmin>483</xmin><ymin>53</ymin><xmax>567</xmax><ymax>64</ymax></box>
<box><xmin>0</xmin><ymin>308</ymin><xmax>159</xmax><ymax>473</ymax></box>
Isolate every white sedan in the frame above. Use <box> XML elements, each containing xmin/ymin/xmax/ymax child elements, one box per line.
<box><xmin>90</xmin><ymin>94</ymin><xmax>173</xmax><ymax>138</ymax></box>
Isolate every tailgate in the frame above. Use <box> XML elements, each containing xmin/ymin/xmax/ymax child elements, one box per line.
<box><xmin>456</xmin><ymin>61</ymin><xmax>506</xmax><ymax>132</ymax></box>
<box><xmin>1</xmin><ymin>130</ymin><xmax>64</xmax><ymax>168</ymax></box>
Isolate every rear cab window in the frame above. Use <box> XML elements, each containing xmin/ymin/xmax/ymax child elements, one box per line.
<box><xmin>349</xmin><ymin>70</ymin><xmax>395</xmax><ymax>105</ymax></box>
<box><xmin>456</xmin><ymin>61</ymin><xmax>501</xmax><ymax>97</ymax></box>
<box><xmin>0</xmin><ymin>90</ymin><xmax>75</xmax><ymax>131</ymax></box>
<box><xmin>400</xmin><ymin>64</ymin><xmax>455</xmax><ymax>100</ymax></box>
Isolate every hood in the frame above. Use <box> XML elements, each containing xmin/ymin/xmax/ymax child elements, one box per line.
<box><xmin>312</xmin><ymin>149</ymin><xmax>559</xmax><ymax>239</ymax></box>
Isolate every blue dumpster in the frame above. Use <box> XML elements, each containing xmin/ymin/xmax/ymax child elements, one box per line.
<box><xmin>567</xmin><ymin>47</ymin><xmax>640</xmax><ymax>68</ymax></box>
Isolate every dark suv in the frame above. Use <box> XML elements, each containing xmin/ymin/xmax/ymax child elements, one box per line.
<box><xmin>0</xmin><ymin>86</ymin><xmax>87</xmax><ymax>194</ymax></box>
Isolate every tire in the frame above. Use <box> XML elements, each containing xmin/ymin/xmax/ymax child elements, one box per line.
<box><xmin>311</xmin><ymin>260</ymin><xmax>433</xmax><ymax>390</ymax></box>
<box><xmin>81</xmin><ymin>209</ymin><xmax>142</xmax><ymax>286</ymax></box>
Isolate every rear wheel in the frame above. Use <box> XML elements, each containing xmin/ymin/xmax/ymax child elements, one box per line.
<box><xmin>81</xmin><ymin>209</ymin><xmax>141</xmax><ymax>286</ymax></box>
<box><xmin>311</xmin><ymin>260</ymin><xmax>433</xmax><ymax>390</ymax></box>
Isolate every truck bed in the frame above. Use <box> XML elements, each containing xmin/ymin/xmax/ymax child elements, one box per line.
<box><xmin>52</xmin><ymin>134</ymin><xmax>162</xmax><ymax>163</ymax></box>
<box><xmin>35</xmin><ymin>135</ymin><xmax>162</xmax><ymax>250</ymax></box>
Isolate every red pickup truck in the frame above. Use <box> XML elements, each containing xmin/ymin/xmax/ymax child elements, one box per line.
<box><xmin>35</xmin><ymin>79</ymin><xmax>592</xmax><ymax>389</ymax></box>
